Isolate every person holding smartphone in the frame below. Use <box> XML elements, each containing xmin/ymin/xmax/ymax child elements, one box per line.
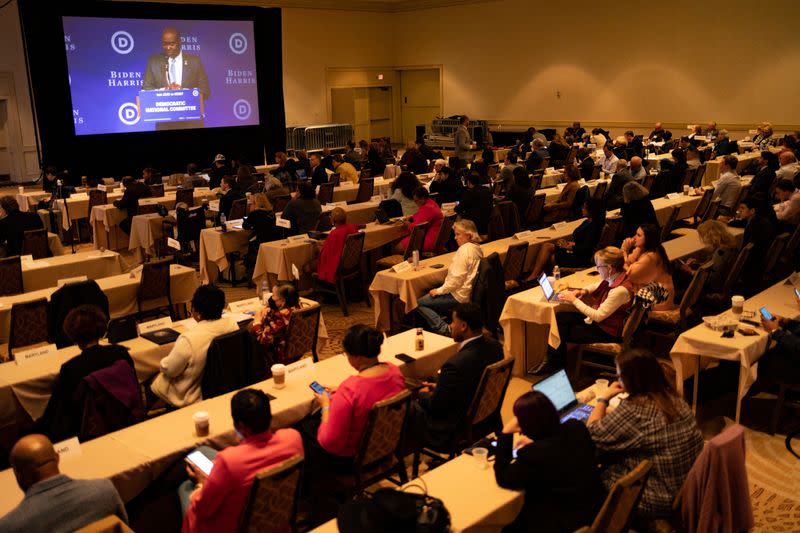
<box><xmin>757</xmin><ymin>296</ymin><xmax>800</xmax><ymax>387</ymax></box>
<box><xmin>180</xmin><ymin>389</ymin><xmax>303</xmax><ymax>533</ymax></box>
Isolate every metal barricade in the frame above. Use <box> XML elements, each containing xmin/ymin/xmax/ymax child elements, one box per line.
<box><xmin>302</xmin><ymin>124</ymin><xmax>354</xmax><ymax>152</ymax></box>
<box><xmin>432</xmin><ymin>118</ymin><xmax>488</xmax><ymax>145</ymax></box>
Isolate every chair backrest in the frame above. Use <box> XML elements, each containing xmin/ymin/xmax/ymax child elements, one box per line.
<box><xmin>530</xmin><ymin>170</ymin><xmax>544</xmax><ymax>193</ymax></box>
<box><xmin>702</xmin><ymin>198</ymin><xmax>721</xmax><ymax>223</ymax></box>
<box><xmin>691</xmin><ymin>188</ymin><xmax>714</xmax><ymax>223</ymax></box>
<box><xmin>273</xmin><ymin>194</ymin><xmax>291</xmax><ymax>213</ymax></box>
<box><xmin>524</xmin><ymin>193</ymin><xmax>546</xmax><ymax>228</ymax></box>
<box><xmin>49</xmin><ymin>280</ymin><xmax>110</xmax><ymax>348</ymax></box>
<box><xmin>660</xmin><ymin>205</ymin><xmax>682</xmax><ymax>242</ymax></box>
<box><xmin>88</xmin><ymin>189</ymin><xmax>108</xmax><ymax>210</ymax></box>
<box><xmin>315</xmin><ymin>211</ymin><xmax>333</xmax><ymax>232</ymax></box>
<box><xmin>239</xmin><ymin>456</ymin><xmax>305</xmax><ymax>533</ymax></box>
<box><xmin>338</xmin><ymin>231</ymin><xmax>365</xmax><ymax>278</ymax></box>
<box><xmin>403</xmin><ymin>221</ymin><xmax>429</xmax><ymax>260</ymax></box>
<box><xmin>590</xmin><ymin>165</ymin><xmax>601</xmax><ymax>181</ymax></box>
<box><xmin>354</xmin><ymin>389</ymin><xmax>411</xmax><ymax>468</ymax></box>
<box><xmin>175</xmin><ymin>187</ymin><xmax>194</xmax><ymax>207</ymax></box>
<box><xmin>22</xmin><ymin>228</ymin><xmax>51</xmax><ymax>260</ymax></box>
<box><xmin>496</xmin><ymin>200</ymin><xmax>521</xmax><ymax>236</ymax></box>
<box><xmin>229</xmin><ymin>197</ymin><xmax>248</xmax><ymax>220</ymax></box>
<box><xmin>693</xmin><ymin>164</ymin><xmax>706</xmax><ymax>188</ymax></box>
<box><xmin>763</xmin><ymin>232</ymin><xmax>790</xmax><ymax>275</ymax></box>
<box><xmin>73</xmin><ymin>514</ymin><xmax>136</xmax><ymax>533</ymax></box>
<box><xmin>284</xmin><ymin>303</ymin><xmax>321</xmax><ymax>363</ymax></box>
<box><xmin>597</xmin><ymin>218</ymin><xmax>622</xmax><ymax>249</ymax></box>
<box><xmin>585</xmin><ymin>460</ymin><xmax>652</xmax><ymax>533</ymax></box>
<box><xmin>784</xmin><ymin>223</ymin><xmax>800</xmax><ymax>259</ymax></box>
<box><xmin>149</xmin><ymin>184</ymin><xmax>165</xmax><ymax>198</ymax></box>
<box><xmin>642</xmin><ymin>173</ymin><xmax>655</xmax><ymax>191</ymax></box>
<box><xmin>317</xmin><ymin>182</ymin><xmax>335</xmax><ymax>205</ymax></box>
<box><xmin>77</xmin><ymin>359</ymin><xmax>145</xmax><ymax>440</ymax></box>
<box><xmin>137</xmin><ymin>203</ymin><xmax>161</xmax><ymax>216</ymax></box>
<box><xmin>540</xmin><ymin>156</ymin><xmax>550</xmax><ymax>171</ymax></box>
<box><xmin>621</xmin><ymin>302</ymin><xmax>647</xmax><ymax>349</ymax></box>
<box><xmin>732</xmin><ymin>184</ymin><xmax>750</xmax><ymax>210</ymax></box>
<box><xmin>465</xmin><ymin>357</ymin><xmax>514</xmax><ymax>427</ymax></box>
<box><xmin>431</xmin><ymin>215</ymin><xmax>455</xmax><ymax>254</ymax></box>
<box><xmin>487</xmin><ymin>205</ymin><xmax>506</xmax><ymax>241</ymax></box>
<box><xmin>682</xmin><ymin>167</ymin><xmax>698</xmax><ymax>187</ymax></box>
<box><xmin>329</xmin><ymin>173</ymin><xmax>341</xmax><ymax>186</ymax></box>
<box><xmin>571</xmin><ymin>186</ymin><xmax>589</xmax><ymax>220</ymax></box>
<box><xmin>502</xmin><ymin>241</ymin><xmax>529</xmax><ymax>282</ymax></box>
<box><xmin>9</xmin><ymin>297</ymin><xmax>49</xmax><ymax>354</ymax></box>
<box><xmin>471</xmin><ymin>252</ymin><xmax>505</xmax><ymax>335</ymax></box>
<box><xmin>138</xmin><ymin>258</ymin><xmax>172</xmax><ymax>303</ymax></box>
<box><xmin>593</xmin><ymin>180</ymin><xmax>608</xmax><ymax>200</ymax></box>
<box><xmin>565</xmin><ymin>146</ymin><xmax>578</xmax><ymax>165</ymax></box>
<box><xmin>176</xmin><ymin>206</ymin><xmax>205</xmax><ymax>246</ymax></box>
<box><xmin>721</xmin><ymin>242</ymin><xmax>753</xmax><ymax>297</ymax></box>
<box><xmin>354</xmin><ymin>178</ymin><xmax>375</xmax><ymax>203</ymax></box>
<box><xmin>678</xmin><ymin>261</ymin><xmax>712</xmax><ymax>321</ymax></box>
<box><xmin>0</xmin><ymin>256</ymin><xmax>24</xmax><ymax>297</ymax></box>
<box><xmin>202</xmin><ymin>329</ymin><xmax>266</xmax><ymax>398</ymax></box>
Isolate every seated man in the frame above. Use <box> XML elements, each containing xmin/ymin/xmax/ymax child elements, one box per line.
<box><xmin>711</xmin><ymin>155</ymin><xmax>742</xmax><ymax>215</ymax></box>
<box><xmin>218</xmin><ymin>176</ymin><xmax>245</xmax><ymax>222</ymax></box>
<box><xmin>759</xmin><ymin>299</ymin><xmax>800</xmax><ymax>388</ymax></box>
<box><xmin>113</xmin><ymin>175</ymin><xmax>152</xmax><ymax>234</ymax></box>
<box><xmin>0</xmin><ymin>434</ymin><xmax>128</xmax><ymax>532</ymax></box>
<box><xmin>0</xmin><ymin>196</ymin><xmax>45</xmax><ymax>256</ymax></box>
<box><xmin>181</xmin><ymin>389</ymin><xmax>304</xmax><ymax>533</ymax></box>
<box><xmin>413</xmin><ymin>303</ymin><xmax>504</xmax><ymax>449</ymax></box>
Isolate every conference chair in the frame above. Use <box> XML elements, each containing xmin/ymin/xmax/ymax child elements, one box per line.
<box><xmin>229</xmin><ymin>197</ymin><xmax>247</xmax><ymax>220</ymax></box>
<box><xmin>48</xmin><ymin>280</ymin><xmax>109</xmax><ymax>348</ymax></box>
<box><xmin>674</xmin><ymin>188</ymin><xmax>714</xmax><ymax>233</ymax></box>
<box><xmin>530</xmin><ymin>170</ymin><xmax>544</xmax><ymax>193</ymax></box>
<box><xmin>659</xmin><ymin>205</ymin><xmax>682</xmax><ymax>242</ymax></box>
<box><xmin>175</xmin><ymin>187</ymin><xmax>194</xmax><ymax>207</ymax></box>
<box><xmin>148</xmin><ymin>184</ymin><xmax>165</xmax><ymax>198</ymax></box>
<box><xmin>570</xmin><ymin>186</ymin><xmax>589</xmax><ymax>221</ymax></box>
<box><xmin>574</xmin><ymin>301</ymin><xmax>647</xmax><ymax>377</ymax></box>
<box><xmin>350</xmin><ymin>177</ymin><xmax>374</xmax><ymax>204</ymax></box>
<box><xmin>698</xmin><ymin>243</ymin><xmax>753</xmax><ymax>312</ymax></box>
<box><xmin>21</xmin><ymin>228</ymin><xmax>51</xmax><ymax>260</ymax></box>
<box><xmin>592</xmin><ymin>180</ymin><xmax>608</xmax><ymax>201</ymax></box>
<box><xmin>681</xmin><ymin>167</ymin><xmax>698</xmax><ymax>188</ymax></box>
<box><xmin>692</xmin><ymin>164</ymin><xmax>707</xmax><ymax>188</ymax></box>
<box><xmin>272</xmin><ymin>194</ymin><xmax>291</xmax><ymax>213</ymax></box>
<box><xmin>597</xmin><ymin>217</ymin><xmax>623</xmax><ymax>249</ymax></box>
<box><xmin>137</xmin><ymin>202</ymin><xmax>161</xmax><ymax>216</ymax></box>
<box><xmin>422</xmin><ymin>214</ymin><xmax>455</xmax><ymax>257</ymax></box>
<box><xmin>486</xmin><ymin>205</ymin><xmax>506</xmax><ymax>241</ymax></box>
<box><xmin>647</xmin><ymin>261</ymin><xmax>712</xmax><ymax>348</ymax></box>
<box><xmin>137</xmin><ymin>258</ymin><xmax>173</xmax><ymax>320</ymax></box>
<box><xmin>375</xmin><ymin>222</ymin><xmax>429</xmax><ymax>270</ymax></box>
<box><xmin>315</xmin><ymin>211</ymin><xmax>333</xmax><ymax>232</ymax></box>
<box><xmin>590</xmin><ymin>166</ymin><xmax>601</xmax><ymax>181</ymax></box>
<box><xmin>239</xmin><ymin>456</ymin><xmax>305</xmax><ymax>533</ymax></box>
<box><xmin>202</xmin><ymin>329</ymin><xmax>266</xmax><ymax>399</ymax></box>
<box><xmin>774</xmin><ymin>223</ymin><xmax>800</xmax><ymax>278</ymax></box>
<box><xmin>502</xmin><ymin>241</ymin><xmax>529</xmax><ymax>293</ymax></box>
<box><xmin>471</xmin><ymin>252</ymin><xmax>505</xmax><ymax>337</ymax></box>
<box><xmin>162</xmin><ymin>205</ymin><xmax>204</xmax><ymax>266</ymax></box>
<box><xmin>8</xmin><ymin>298</ymin><xmax>49</xmax><ymax>360</ymax></box>
<box><xmin>641</xmin><ymin>173</ymin><xmax>655</xmax><ymax>192</ymax></box>
<box><xmin>412</xmin><ymin>357</ymin><xmax>514</xmax><ymax>477</ymax></box>
<box><xmin>761</xmin><ymin>232</ymin><xmax>790</xmax><ymax>289</ymax></box>
<box><xmin>574</xmin><ymin>460</ymin><xmax>652</xmax><ymax>533</ymax></box>
<box><xmin>317</xmin><ymin>182</ymin><xmax>334</xmax><ymax>205</ymax></box>
<box><xmin>524</xmin><ymin>193</ymin><xmax>546</xmax><ymax>229</ymax></box>
<box><xmin>496</xmin><ymin>200</ymin><xmax>521</xmax><ymax>236</ymax></box>
<box><xmin>283</xmin><ymin>302</ymin><xmax>322</xmax><ymax>363</ymax></box>
<box><xmin>701</xmin><ymin>198</ymin><xmax>722</xmax><ymax>223</ymax></box>
<box><xmin>312</xmin><ymin>232</ymin><xmax>367</xmax><ymax>316</ymax></box>
<box><xmin>73</xmin><ymin>515</ymin><xmax>136</xmax><ymax>533</ymax></box>
<box><xmin>332</xmin><ymin>390</ymin><xmax>412</xmax><ymax>497</ymax></box>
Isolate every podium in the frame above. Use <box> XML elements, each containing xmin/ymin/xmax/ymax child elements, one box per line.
<box><xmin>136</xmin><ymin>89</ymin><xmax>204</xmax><ymax>123</ymax></box>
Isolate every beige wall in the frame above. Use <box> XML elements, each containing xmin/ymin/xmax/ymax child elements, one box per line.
<box><xmin>393</xmin><ymin>0</ymin><xmax>800</xmax><ymax>132</ymax></box>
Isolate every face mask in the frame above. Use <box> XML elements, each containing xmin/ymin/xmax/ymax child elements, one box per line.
<box><xmin>268</xmin><ymin>297</ymin><xmax>278</xmax><ymax>311</ymax></box>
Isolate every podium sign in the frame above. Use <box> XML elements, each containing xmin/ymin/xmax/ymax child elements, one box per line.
<box><xmin>137</xmin><ymin>89</ymin><xmax>204</xmax><ymax>123</ymax></box>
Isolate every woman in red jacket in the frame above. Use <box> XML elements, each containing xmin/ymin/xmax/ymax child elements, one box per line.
<box><xmin>302</xmin><ymin>207</ymin><xmax>361</xmax><ymax>283</ymax></box>
<box><xmin>393</xmin><ymin>187</ymin><xmax>444</xmax><ymax>254</ymax></box>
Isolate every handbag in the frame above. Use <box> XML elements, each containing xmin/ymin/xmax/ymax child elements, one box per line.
<box><xmin>337</xmin><ymin>485</ymin><xmax>451</xmax><ymax>533</ymax></box>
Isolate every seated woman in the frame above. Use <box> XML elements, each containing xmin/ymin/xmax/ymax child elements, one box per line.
<box><xmin>508</xmin><ymin>166</ymin><xmax>532</xmax><ymax>220</ymax></box>
<box><xmin>303</xmin><ymin>207</ymin><xmax>362</xmax><ymax>281</ymax></box>
<box><xmin>249</xmin><ymin>283</ymin><xmax>301</xmax><ymax>365</ymax></box>
<box><xmin>390</xmin><ymin>171</ymin><xmax>422</xmax><ymax>217</ymax></box>
<box><xmin>242</xmin><ymin>193</ymin><xmax>280</xmax><ymax>243</ymax></box>
<box><xmin>588</xmin><ymin>349</ymin><xmax>703</xmax><ymax>524</ymax></box>
<box><xmin>282</xmin><ymin>182</ymin><xmax>322</xmax><ymax>235</ymax></box>
<box><xmin>495</xmin><ymin>391</ymin><xmax>604</xmax><ymax>533</ymax></box>
<box><xmin>674</xmin><ymin>219</ymin><xmax>737</xmax><ymax>293</ymax></box>
<box><xmin>526</xmin><ymin>198</ymin><xmax>606</xmax><ymax>282</ymax></box>
<box><xmin>393</xmin><ymin>187</ymin><xmax>443</xmax><ymax>255</ymax></box>
<box><xmin>151</xmin><ymin>285</ymin><xmax>239</xmax><ymax>408</ymax></box>
<box><xmin>619</xmin><ymin>181</ymin><xmax>658</xmax><ymax>241</ymax></box>
<box><xmin>38</xmin><ymin>305</ymin><xmax>135</xmax><ymax>441</ymax></box>
<box><xmin>536</xmin><ymin>247</ymin><xmax>634</xmax><ymax>375</ymax></box>
<box><xmin>542</xmin><ymin>165</ymin><xmax>581</xmax><ymax>223</ymax></box>
<box><xmin>302</xmin><ymin>325</ymin><xmax>406</xmax><ymax>471</ymax></box>
<box><xmin>415</xmin><ymin>219</ymin><xmax>483</xmax><ymax>336</ymax></box>
<box><xmin>622</xmin><ymin>224</ymin><xmax>676</xmax><ymax>311</ymax></box>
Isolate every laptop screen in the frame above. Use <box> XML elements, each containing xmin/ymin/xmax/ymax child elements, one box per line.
<box><xmin>533</xmin><ymin>369</ymin><xmax>577</xmax><ymax>411</ymax></box>
<box><xmin>296</xmin><ymin>169</ymin><xmax>307</xmax><ymax>180</ymax></box>
<box><xmin>538</xmin><ymin>272</ymin><xmax>554</xmax><ymax>301</ymax></box>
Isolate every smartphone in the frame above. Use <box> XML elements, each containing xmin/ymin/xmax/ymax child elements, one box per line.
<box><xmin>185</xmin><ymin>450</ymin><xmax>214</xmax><ymax>476</ymax></box>
<box><xmin>429</xmin><ymin>264</ymin><xmax>445</xmax><ymax>269</ymax></box>
<box><xmin>396</xmin><ymin>353</ymin><xmax>415</xmax><ymax>363</ymax></box>
<box><xmin>489</xmin><ymin>439</ymin><xmax>518</xmax><ymax>459</ymax></box>
<box><xmin>588</xmin><ymin>271</ymin><xmax>600</xmax><ymax>276</ymax></box>
<box><xmin>309</xmin><ymin>381</ymin><xmax>329</xmax><ymax>396</ymax></box>
<box><xmin>760</xmin><ymin>306</ymin><xmax>774</xmax><ymax>321</ymax></box>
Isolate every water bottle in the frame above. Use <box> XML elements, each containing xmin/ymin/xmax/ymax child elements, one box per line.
<box><xmin>220</xmin><ymin>213</ymin><xmax>227</xmax><ymax>232</ymax></box>
<box><xmin>553</xmin><ymin>265</ymin><xmax>561</xmax><ymax>281</ymax></box>
<box><xmin>412</xmin><ymin>250</ymin><xmax>420</xmax><ymax>270</ymax></box>
<box><xmin>415</xmin><ymin>328</ymin><xmax>425</xmax><ymax>351</ymax></box>
<box><xmin>260</xmin><ymin>279</ymin><xmax>269</xmax><ymax>305</ymax></box>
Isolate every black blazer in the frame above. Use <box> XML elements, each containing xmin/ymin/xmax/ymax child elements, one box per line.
<box><xmin>242</xmin><ymin>208</ymin><xmax>280</xmax><ymax>243</ymax></box>
<box><xmin>418</xmin><ymin>335</ymin><xmax>504</xmax><ymax>444</ymax></box>
<box><xmin>311</xmin><ymin>165</ymin><xmax>329</xmax><ymax>186</ymax></box>
<box><xmin>455</xmin><ymin>186</ymin><xmax>493</xmax><ymax>234</ymax></box>
<box><xmin>0</xmin><ymin>210</ymin><xmax>45</xmax><ymax>256</ymax></box>
<box><xmin>113</xmin><ymin>181</ymin><xmax>152</xmax><ymax>218</ymax></box>
<box><xmin>218</xmin><ymin>188</ymin><xmax>245</xmax><ymax>219</ymax></box>
<box><xmin>38</xmin><ymin>344</ymin><xmax>134</xmax><ymax>441</ymax></box>
<box><xmin>429</xmin><ymin>175</ymin><xmax>464</xmax><ymax>204</ymax></box>
<box><xmin>605</xmin><ymin>170</ymin><xmax>634</xmax><ymax>210</ymax></box>
<box><xmin>620</xmin><ymin>198</ymin><xmax>659</xmax><ymax>241</ymax></box>
<box><xmin>749</xmin><ymin>167</ymin><xmax>776</xmax><ymax>197</ymax></box>
<box><xmin>142</xmin><ymin>53</ymin><xmax>211</xmax><ymax>98</ymax></box>
<box><xmin>494</xmin><ymin>421</ymin><xmax>604</xmax><ymax>533</ymax></box>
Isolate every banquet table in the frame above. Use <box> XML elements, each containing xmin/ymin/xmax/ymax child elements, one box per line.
<box><xmin>198</xmin><ymin>225</ymin><xmax>255</xmax><ymax>284</ymax></box>
<box><xmin>326</xmin><ymin>176</ymin><xmax>396</xmax><ymax>203</ymax></box>
<box><xmin>369</xmin><ymin>191</ymin><xmax>706</xmax><ymax>331</ymax></box>
<box><xmin>498</xmin><ymin>227</ymin><xmax>744</xmax><ymax>375</ymax></box>
<box><xmin>670</xmin><ymin>277</ymin><xmax>797</xmax><ymax>423</ymax></box>
<box><xmin>702</xmin><ymin>150</ymin><xmax>765</xmax><ymax>185</ymax></box>
<box><xmin>0</xmin><ymin>328</ymin><xmax>455</xmax><ymax>515</ymax></box>
<box><xmin>0</xmin><ymin>264</ymin><xmax>199</xmax><ymax>349</ymax></box>
<box><xmin>20</xmin><ymin>249</ymin><xmax>126</xmax><ymax>292</ymax></box>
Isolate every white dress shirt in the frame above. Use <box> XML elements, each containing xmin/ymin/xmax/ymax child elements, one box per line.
<box><xmin>572</xmin><ymin>274</ymin><xmax>631</xmax><ymax>322</ymax></box>
<box><xmin>599</xmin><ymin>154</ymin><xmax>619</xmax><ymax>174</ymax></box>
<box><xmin>712</xmin><ymin>171</ymin><xmax>742</xmax><ymax>209</ymax></box>
<box><xmin>775</xmin><ymin>190</ymin><xmax>800</xmax><ymax>225</ymax></box>
<box><xmin>433</xmin><ymin>241</ymin><xmax>483</xmax><ymax>302</ymax></box>
<box><xmin>776</xmin><ymin>163</ymin><xmax>799</xmax><ymax>181</ymax></box>
<box><xmin>168</xmin><ymin>52</ymin><xmax>184</xmax><ymax>86</ymax></box>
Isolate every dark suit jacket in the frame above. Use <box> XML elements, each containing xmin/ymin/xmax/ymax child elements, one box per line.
<box><xmin>142</xmin><ymin>53</ymin><xmax>211</xmax><ymax>99</ymax></box>
<box><xmin>736</xmin><ymin>215</ymin><xmax>776</xmax><ymax>290</ymax></box>
<box><xmin>310</xmin><ymin>165</ymin><xmax>329</xmax><ymax>186</ymax></box>
<box><xmin>494</xmin><ymin>421</ymin><xmax>604</xmax><ymax>533</ymax></box>
<box><xmin>0</xmin><ymin>210</ymin><xmax>45</xmax><ymax>256</ymax></box>
<box><xmin>605</xmin><ymin>169</ymin><xmax>634</xmax><ymax>210</ymax></box>
<box><xmin>112</xmin><ymin>181</ymin><xmax>152</xmax><ymax>228</ymax></box>
<box><xmin>219</xmin><ymin>188</ymin><xmax>245</xmax><ymax>219</ymax></box>
<box><xmin>455</xmin><ymin>185</ymin><xmax>493</xmax><ymax>234</ymax></box>
<box><xmin>620</xmin><ymin>198</ymin><xmax>659</xmax><ymax>241</ymax></box>
<box><xmin>418</xmin><ymin>335</ymin><xmax>503</xmax><ymax>446</ymax></box>
<box><xmin>749</xmin><ymin>167</ymin><xmax>776</xmax><ymax>197</ymax></box>
<box><xmin>429</xmin><ymin>174</ymin><xmax>464</xmax><ymax>204</ymax></box>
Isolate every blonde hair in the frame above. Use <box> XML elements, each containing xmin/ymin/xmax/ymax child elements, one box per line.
<box><xmin>697</xmin><ymin>220</ymin><xmax>737</xmax><ymax>249</ymax></box>
<box><xmin>454</xmin><ymin>219</ymin><xmax>481</xmax><ymax>243</ymax></box>
<box><xmin>623</xmin><ymin>181</ymin><xmax>649</xmax><ymax>203</ymax></box>
<box><xmin>331</xmin><ymin>206</ymin><xmax>347</xmax><ymax>225</ymax></box>
<box><xmin>252</xmin><ymin>192</ymin><xmax>272</xmax><ymax>211</ymax></box>
<box><xmin>594</xmin><ymin>246</ymin><xmax>625</xmax><ymax>272</ymax></box>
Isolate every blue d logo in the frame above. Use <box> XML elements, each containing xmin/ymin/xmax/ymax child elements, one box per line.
<box><xmin>111</xmin><ymin>31</ymin><xmax>134</xmax><ymax>54</ymax></box>
<box><xmin>118</xmin><ymin>103</ymin><xmax>140</xmax><ymax>125</ymax></box>
<box><xmin>229</xmin><ymin>33</ymin><xmax>248</xmax><ymax>55</ymax></box>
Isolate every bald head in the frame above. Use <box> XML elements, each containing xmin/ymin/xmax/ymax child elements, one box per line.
<box><xmin>11</xmin><ymin>434</ymin><xmax>60</xmax><ymax>491</ymax></box>
<box><xmin>630</xmin><ymin>156</ymin><xmax>643</xmax><ymax>171</ymax></box>
<box><xmin>780</xmin><ymin>152</ymin><xmax>797</xmax><ymax>166</ymax></box>
<box><xmin>654</xmin><ymin>122</ymin><xmax>663</xmax><ymax>131</ymax></box>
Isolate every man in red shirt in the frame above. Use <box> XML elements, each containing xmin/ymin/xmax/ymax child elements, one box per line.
<box><xmin>180</xmin><ymin>389</ymin><xmax>304</xmax><ymax>533</ymax></box>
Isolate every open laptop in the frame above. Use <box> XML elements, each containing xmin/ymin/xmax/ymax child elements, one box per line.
<box><xmin>295</xmin><ymin>168</ymin><xmax>307</xmax><ymax>181</ymax></box>
<box><xmin>538</xmin><ymin>272</ymin><xmax>557</xmax><ymax>302</ymax></box>
<box><xmin>533</xmin><ymin>369</ymin><xmax>593</xmax><ymax>423</ymax></box>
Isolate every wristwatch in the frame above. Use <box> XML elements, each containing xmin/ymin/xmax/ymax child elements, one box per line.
<box><xmin>597</xmin><ymin>398</ymin><xmax>610</xmax><ymax>406</ymax></box>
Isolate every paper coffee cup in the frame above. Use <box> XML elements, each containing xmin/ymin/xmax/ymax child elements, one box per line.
<box><xmin>595</xmin><ymin>379</ymin><xmax>609</xmax><ymax>395</ymax></box>
<box><xmin>272</xmin><ymin>364</ymin><xmax>286</xmax><ymax>389</ymax></box>
<box><xmin>193</xmin><ymin>411</ymin><xmax>210</xmax><ymax>437</ymax></box>
<box><xmin>683</xmin><ymin>185</ymin><xmax>690</xmax><ymax>195</ymax></box>
<box><xmin>731</xmin><ymin>295</ymin><xmax>744</xmax><ymax>314</ymax></box>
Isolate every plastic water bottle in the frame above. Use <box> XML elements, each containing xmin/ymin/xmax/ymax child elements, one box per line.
<box><xmin>415</xmin><ymin>328</ymin><xmax>425</xmax><ymax>351</ymax></box>
<box><xmin>220</xmin><ymin>213</ymin><xmax>227</xmax><ymax>232</ymax></box>
<box><xmin>260</xmin><ymin>279</ymin><xmax>269</xmax><ymax>305</ymax></box>
<box><xmin>553</xmin><ymin>265</ymin><xmax>561</xmax><ymax>281</ymax></box>
<box><xmin>412</xmin><ymin>250</ymin><xmax>420</xmax><ymax>270</ymax></box>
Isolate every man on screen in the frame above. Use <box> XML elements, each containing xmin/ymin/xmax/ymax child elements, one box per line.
<box><xmin>143</xmin><ymin>27</ymin><xmax>210</xmax><ymax>99</ymax></box>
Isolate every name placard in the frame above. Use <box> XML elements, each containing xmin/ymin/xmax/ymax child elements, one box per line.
<box><xmin>69</xmin><ymin>193</ymin><xmax>89</xmax><ymax>201</ymax></box>
<box><xmin>97</xmin><ymin>184</ymin><xmax>107</xmax><ymax>192</ymax></box>
<box><xmin>441</xmin><ymin>202</ymin><xmax>458</xmax><ymax>212</ymax></box>
<box><xmin>551</xmin><ymin>221</ymin><xmax>568</xmax><ymax>230</ymax></box>
<box><xmin>665</xmin><ymin>192</ymin><xmax>680</xmax><ymax>200</ymax></box>
<box><xmin>339</xmin><ymin>181</ymin><xmax>355</xmax><ymax>189</ymax></box>
<box><xmin>167</xmin><ymin>237</ymin><xmax>181</xmax><ymax>250</ymax></box>
<box><xmin>514</xmin><ymin>230</ymin><xmax>533</xmax><ymax>240</ymax></box>
<box><xmin>392</xmin><ymin>260</ymin><xmax>413</xmax><ymax>273</ymax></box>
<box><xmin>370</xmin><ymin>195</ymin><xmax>382</xmax><ymax>203</ymax></box>
<box><xmin>195</xmin><ymin>186</ymin><xmax>211</xmax><ymax>192</ymax></box>
<box><xmin>53</xmin><ymin>437</ymin><xmax>82</xmax><ymax>458</ymax></box>
<box><xmin>137</xmin><ymin>317</ymin><xmax>173</xmax><ymax>335</ymax></box>
<box><xmin>287</xmin><ymin>235</ymin><xmax>307</xmax><ymax>243</ymax></box>
<box><xmin>286</xmin><ymin>357</ymin><xmax>314</xmax><ymax>379</ymax></box>
<box><xmin>20</xmin><ymin>255</ymin><xmax>33</xmax><ymax>263</ymax></box>
<box><xmin>57</xmin><ymin>275</ymin><xmax>88</xmax><ymax>287</ymax></box>
<box><xmin>228</xmin><ymin>297</ymin><xmax>261</xmax><ymax>313</ymax></box>
<box><xmin>276</xmin><ymin>217</ymin><xmax>291</xmax><ymax>229</ymax></box>
<box><xmin>15</xmin><ymin>343</ymin><xmax>58</xmax><ymax>365</ymax></box>
<box><xmin>325</xmin><ymin>201</ymin><xmax>348</xmax><ymax>208</ymax></box>
<box><xmin>139</xmin><ymin>197</ymin><xmax>161</xmax><ymax>205</ymax></box>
